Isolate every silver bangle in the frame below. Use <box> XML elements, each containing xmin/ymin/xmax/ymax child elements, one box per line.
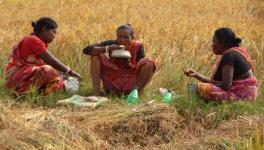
<box><xmin>202</xmin><ymin>76</ymin><xmax>206</xmax><ymax>81</ymax></box>
<box><xmin>65</xmin><ymin>67</ymin><xmax>70</xmax><ymax>74</ymax></box>
<box><xmin>105</xmin><ymin>46</ymin><xmax>109</xmax><ymax>53</ymax></box>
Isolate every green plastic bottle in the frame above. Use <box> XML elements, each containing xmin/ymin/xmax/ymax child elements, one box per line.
<box><xmin>126</xmin><ymin>89</ymin><xmax>139</xmax><ymax>105</ymax></box>
<box><xmin>162</xmin><ymin>91</ymin><xmax>173</xmax><ymax>104</ymax></box>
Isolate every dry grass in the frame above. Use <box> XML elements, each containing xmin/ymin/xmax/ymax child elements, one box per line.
<box><xmin>0</xmin><ymin>0</ymin><xmax>263</xmax><ymax>91</ymax></box>
<box><xmin>0</xmin><ymin>100</ymin><xmax>263</xmax><ymax>149</ymax></box>
<box><xmin>0</xmin><ymin>0</ymin><xmax>264</xmax><ymax>149</ymax></box>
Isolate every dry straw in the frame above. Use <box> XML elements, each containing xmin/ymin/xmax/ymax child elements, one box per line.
<box><xmin>0</xmin><ymin>0</ymin><xmax>263</xmax><ymax>149</ymax></box>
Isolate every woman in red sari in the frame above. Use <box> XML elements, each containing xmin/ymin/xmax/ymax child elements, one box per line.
<box><xmin>83</xmin><ymin>24</ymin><xmax>156</xmax><ymax>96</ymax></box>
<box><xmin>5</xmin><ymin>17</ymin><xmax>81</xmax><ymax>95</ymax></box>
<box><xmin>184</xmin><ymin>28</ymin><xmax>258</xmax><ymax>102</ymax></box>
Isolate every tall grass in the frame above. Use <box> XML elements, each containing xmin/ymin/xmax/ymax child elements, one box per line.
<box><xmin>0</xmin><ymin>0</ymin><xmax>263</xmax><ymax>148</ymax></box>
<box><xmin>0</xmin><ymin>0</ymin><xmax>263</xmax><ymax>126</ymax></box>
<box><xmin>237</xmin><ymin>126</ymin><xmax>264</xmax><ymax>150</ymax></box>
<box><xmin>0</xmin><ymin>0</ymin><xmax>263</xmax><ymax>93</ymax></box>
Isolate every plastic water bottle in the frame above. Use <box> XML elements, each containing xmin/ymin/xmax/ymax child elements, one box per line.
<box><xmin>126</xmin><ymin>89</ymin><xmax>138</xmax><ymax>105</ymax></box>
<box><xmin>162</xmin><ymin>91</ymin><xmax>173</xmax><ymax>104</ymax></box>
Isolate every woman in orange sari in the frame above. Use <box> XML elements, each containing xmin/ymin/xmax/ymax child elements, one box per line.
<box><xmin>184</xmin><ymin>28</ymin><xmax>258</xmax><ymax>102</ymax></box>
<box><xmin>83</xmin><ymin>24</ymin><xmax>156</xmax><ymax>96</ymax></box>
<box><xmin>5</xmin><ymin>17</ymin><xmax>81</xmax><ymax>95</ymax></box>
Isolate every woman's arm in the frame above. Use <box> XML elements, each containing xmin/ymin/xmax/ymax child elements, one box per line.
<box><xmin>40</xmin><ymin>51</ymin><xmax>68</xmax><ymax>72</ymax></box>
<box><xmin>217</xmin><ymin>64</ymin><xmax>234</xmax><ymax>91</ymax></box>
<box><xmin>39</xmin><ymin>51</ymin><xmax>82</xmax><ymax>79</ymax></box>
<box><xmin>90</xmin><ymin>46</ymin><xmax>108</xmax><ymax>55</ymax></box>
<box><xmin>83</xmin><ymin>44</ymin><xmax>106</xmax><ymax>56</ymax></box>
<box><xmin>90</xmin><ymin>45</ymin><xmax>127</xmax><ymax>55</ymax></box>
<box><xmin>83</xmin><ymin>40</ymin><xmax>125</xmax><ymax>56</ymax></box>
<box><xmin>184</xmin><ymin>69</ymin><xmax>212</xmax><ymax>83</ymax></box>
<box><xmin>83</xmin><ymin>41</ymin><xmax>113</xmax><ymax>55</ymax></box>
<box><xmin>136</xmin><ymin>44</ymin><xmax>145</xmax><ymax>62</ymax></box>
<box><xmin>193</xmin><ymin>72</ymin><xmax>212</xmax><ymax>83</ymax></box>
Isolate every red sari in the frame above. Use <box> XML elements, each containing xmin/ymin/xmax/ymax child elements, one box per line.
<box><xmin>197</xmin><ymin>47</ymin><xmax>258</xmax><ymax>101</ymax></box>
<box><xmin>98</xmin><ymin>40</ymin><xmax>156</xmax><ymax>94</ymax></box>
<box><xmin>5</xmin><ymin>35</ymin><xmax>64</xmax><ymax>95</ymax></box>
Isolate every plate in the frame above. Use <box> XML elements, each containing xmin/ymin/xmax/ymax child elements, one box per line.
<box><xmin>111</xmin><ymin>50</ymin><xmax>131</xmax><ymax>59</ymax></box>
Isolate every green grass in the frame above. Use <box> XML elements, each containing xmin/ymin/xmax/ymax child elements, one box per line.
<box><xmin>0</xmin><ymin>72</ymin><xmax>263</xmax><ymax>125</ymax></box>
<box><xmin>0</xmin><ymin>53</ymin><xmax>264</xmax><ymax>126</ymax></box>
<box><xmin>1</xmin><ymin>64</ymin><xmax>264</xmax><ymax>107</ymax></box>
<box><xmin>0</xmin><ymin>55</ymin><xmax>264</xmax><ymax>149</ymax></box>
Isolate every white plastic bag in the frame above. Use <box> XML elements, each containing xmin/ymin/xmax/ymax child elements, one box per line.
<box><xmin>64</xmin><ymin>77</ymin><xmax>79</xmax><ymax>93</ymax></box>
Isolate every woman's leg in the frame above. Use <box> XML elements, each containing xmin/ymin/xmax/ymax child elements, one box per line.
<box><xmin>6</xmin><ymin>65</ymin><xmax>64</xmax><ymax>94</ymax></box>
<box><xmin>136</xmin><ymin>61</ymin><xmax>155</xmax><ymax>91</ymax></box>
<box><xmin>197</xmin><ymin>82</ymin><xmax>233</xmax><ymax>101</ymax></box>
<box><xmin>90</xmin><ymin>55</ymin><xmax>101</xmax><ymax>96</ymax></box>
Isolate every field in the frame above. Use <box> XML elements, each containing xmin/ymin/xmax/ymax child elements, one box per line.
<box><xmin>0</xmin><ymin>0</ymin><xmax>264</xmax><ymax>149</ymax></box>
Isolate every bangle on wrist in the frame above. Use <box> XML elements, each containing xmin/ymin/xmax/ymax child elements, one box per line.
<box><xmin>105</xmin><ymin>46</ymin><xmax>109</xmax><ymax>53</ymax></box>
<box><xmin>65</xmin><ymin>67</ymin><xmax>70</xmax><ymax>74</ymax></box>
<box><xmin>201</xmin><ymin>76</ymin><xmax>206</xmax><ymax>81</ymax></box>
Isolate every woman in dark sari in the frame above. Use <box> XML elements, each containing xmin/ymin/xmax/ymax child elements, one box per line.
<box><xmin>184</xmin><ymin>28</ymin><xmax>258</xmax><ymax>102</ymax></box>
<box><xmin>83</xmin><ymin>24</ymin><xmax>156</xmax><ymax>96</ymax></box>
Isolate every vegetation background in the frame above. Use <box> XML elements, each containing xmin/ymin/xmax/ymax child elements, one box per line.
<box><xmin>0</xmin><ymin>0</ymin><xmax>263</xmax><ymax>149</ymax></box>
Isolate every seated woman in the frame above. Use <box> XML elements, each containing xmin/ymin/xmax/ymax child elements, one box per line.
<box><xmin>83</xmin><ymin>24</ymin><xmax>156</xmax><ymax>96</ymax></box>
<box><xmin>5</xmin><ymin>17</ymin><xmax>81</xmax><ymax>95</ymax></box>
<box><xmin>184</xmin><ymin>28</ymin><xmax>258</xmax><ymax>102</ymax></box>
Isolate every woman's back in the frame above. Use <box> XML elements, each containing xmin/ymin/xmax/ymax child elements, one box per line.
<box><xmin>15</xmin><ymin>35</ymin><xmax>47</xmax><ymax>58</ymax></box>
<box><xmin>213</xmin><ymin>50</ymin><xmax>252</xmax><ymax>81</ymax></box>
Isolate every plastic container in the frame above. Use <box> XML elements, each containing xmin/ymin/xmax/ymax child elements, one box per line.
<box><xmin>126</xmin><ymin>89</ymin><xmax>138</xmax><ymax>105</ymax></box>
<box><xmin>162</xmin><ymin>91</ymin><xmax>173</xmax><ymax>104</ymax></box>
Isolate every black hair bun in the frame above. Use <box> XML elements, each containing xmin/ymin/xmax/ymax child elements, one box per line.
<box><xmin>234</xmin><ymin>38</ymin><xmax>242</xmax><ymax>45</ymax></box>
<box><xmin>31</xmin><ymin>21</ymin><xmax>36</xmax><ymax>27</ymax></box>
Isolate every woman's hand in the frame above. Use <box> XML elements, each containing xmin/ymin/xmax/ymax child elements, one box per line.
<box><xmin>121</xmin><ymin>58</ymin><xmax>131</xmax><ymax>68</ymax></box>
<box><xmin>184</xmin><ymin>68</ymin><xmax>199</xmax><ymax>78</ymax></box>
<box><xmin>184</xmin><ymin>68</ymin><xmax>212</xmax><ymax>83</ymax></box>
<box><xmin>114</xmin><ymin>58</ymin><xmax>132</xmax><ymax>68</ymax></box>
<box><xmin>68</xmin><ymin>70</ymin><xmax>82</xmax><ymax>80</ymax></box>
